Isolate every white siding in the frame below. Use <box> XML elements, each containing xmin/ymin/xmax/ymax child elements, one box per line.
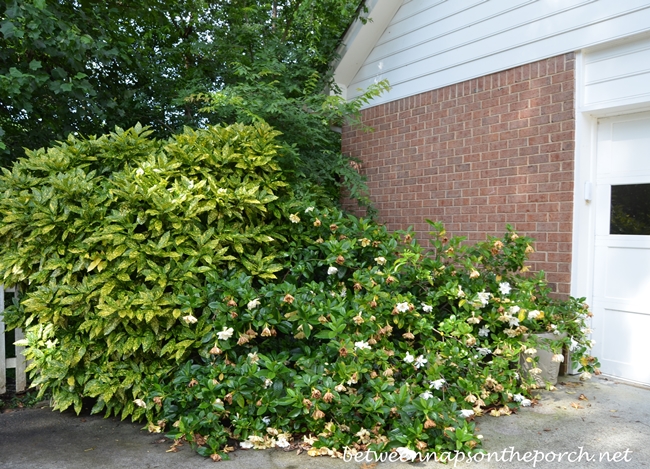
<box><xmin>582</xmin><ymin>35</ymin><xmax>650</xmax><ymax>112</ymax></box>
<box><xmin>343</xmin><ymin>0</ymin><xmax>650</xmax><ymax>105</ymax></box>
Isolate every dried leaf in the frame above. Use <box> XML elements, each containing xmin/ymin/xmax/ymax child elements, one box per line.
<box><xmin>578</xmin><ymin>394</ymin><xmax>588</xmax><ymax>401</ymax></box>
<box><xmin>570</xmin><ymin>402</ymin><xmax>583</xmax><ymax>409</ymax></box>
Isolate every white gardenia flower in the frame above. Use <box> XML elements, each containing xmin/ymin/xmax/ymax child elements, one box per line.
<box><xmin>396</xmin><ymin>447</ymin><xmax>418</xmax><ymax>462</ymax></box>
<box><xmin>414</xmin><ymin>355</ymin><xmax>428</xmax><ymax>369</ymax></box>
<box><xmin>499</xmin><ymin>282</ymin><xmax>512</xmax><ymax>295</ymax></box>
<box><xmin>520</xmin><ymin>399</ymin><xmax>532</xmax><ymax>407</ymax></box>
<box><xmin>136</xmin><ymin>168</ymin><xmax>145</xmax><ymax>176</ymax></box>
<box><xmin>420</xmin><ymin>391</ymin><xmax>434</xmax><ymax>400</ymax></box>
<box><xmin>459</xmin><ymin>409</ymin><xmax>475</xmax><ymax>418</ymax></box>
<box><xmin>264</xmin><ymin>379</ymin><xmax>273</xmax><ymax>388</ymax></box>
<box><xmin>133</xmin><ymin>399</ymin><xmax>146</xmax><ymax>408</ymax></box>
<box><xmin>513</xmin><ymin>394</ymin><xmax>524</xmax><ymax>403</ymax></box>
<box><xmin>580</xmin><ymin>372</ymin><xmax>592</xmax><ymax>381</ymax></box>
<box><xmin>327</xmin><ymin>266</ymin><xmax>338</xmax><ymax>275</ymax></box>
<box><xmin>421</xmin><ymin>303</ymin><xmax>433</xmax><ymax>313</ymax></box>
<box><xmin>396</xmin><ymin>302</ymin><xmax>410</xmax><ymax>313</ymax></box>
<box><xmin>477</xmin><ymin>347</ymin><xmax>491</xmax><ymax>356</ymax></box>
<box><xmin>276</xmin><ymin>436</ymin><xmax>290</xmax><ymax>448</ymax></box>
<box><xmin>509</xmin><ymin>305</ymin><xmax>521</xmax><ymax>315</ymax></box>
<box><xmin>478</xmin><ymin>326</ymin><xmax>490</xmax><ymax>337</ymax></box>
<box><xmin>524</xmin><ymin>348</ymin><xmax>537</xmax><ymax>355</ymax></box>
<box><xmin>217</xmin><ymin>327</ymin><xmax>234</xmax><ymax>341</ymax></box>
<box><xmin>240</xmin><ymin>440</ymin><xmax>254</xmax><ymax>449</ymax></box>
<box><xmin>182</xmin><ymin>314</ymin><xmax>198</xmax><ymax>324</ymax></box>
<box><xmin>289</xmin><ymin>213</ymin><xmax>300</xmax><ymax>223</ymax></box>
<box><xmin>262</xmin><ymin>416</ymin><xmax>271</xmax><ymax>425</ymax></box>
<box><xmin>477</xmin><ymin>291</ymin><xmax>491</xmax><ymax>307</ymax></box>
<box><xmin>430</xmin><ymin>378</ymin><xmax>446</xmax><ymax>390</ymax></box>
<box><xmin>354</xmin><ymin>341</ymin><xmax>371</xmax><ymax>350</ymax></box>
<box><xmin>457</xmin><ymin>285</ymin><xmax>466</xmax><ymax>298</ymax></box>
<box><xmin>404</xmin><ymin>352</ymin><xmax>415</xmax><ymax>364</ymax></box>
<box><xmin>305</xmin><ymin>206</ymin><xmax>314</xmax><ymax>213</ymax></box>
<box><xmin>569</xmin><ymin>337</ymin><xmax>579</xmax><ymax>351</ymax></box>
<box><xmin>552</xmin><ymin>354</ymin><xmax>565</xmax><ymax>363</ymax></box>
<box><xmin>508</xmin><ymin>316</ymin><xmax>519</xmax><ymax>327</ymax></box>
<box><xmin>247</xmin><ymin>298</ymin><xmax>261</xmax><ymax>309</ymax></box>
<box><xmin>374</xmin><ymin>256</ymin><xmax>387</xmax><ymax>265</ymax></box>
<box><xmin>528</xmin><ymin>310</ymin><xmax>541</xmax><ymax>320</ymax></box>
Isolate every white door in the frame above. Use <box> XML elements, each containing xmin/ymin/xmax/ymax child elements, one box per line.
<box><xmin>591</xmin><ymin>112</ymin><xmax>650</xmax><ymax>386</ymax></box>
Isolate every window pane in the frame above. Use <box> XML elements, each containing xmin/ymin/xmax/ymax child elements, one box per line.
<box><xmin>610</xmin><ymin>183</ymin><xmax>650</xmax><ymax>235</ymax></box>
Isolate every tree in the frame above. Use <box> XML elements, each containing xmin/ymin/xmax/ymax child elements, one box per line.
<box><xmin>0</xmin><ymin>0</ymin><xmax>363</xmax><ymax>167</ymax></box>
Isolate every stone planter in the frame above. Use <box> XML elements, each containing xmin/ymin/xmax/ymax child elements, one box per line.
<box><xmin>520</xmin><ymin>332</ymin><xmax>566</xmax><ymax>386</ymax></box>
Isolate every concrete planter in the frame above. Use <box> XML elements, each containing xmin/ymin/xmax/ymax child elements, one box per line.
<box><xmin>520</xmin><ymin>332</ymin><xmax>566</xmax><ymax>386</ymax></box>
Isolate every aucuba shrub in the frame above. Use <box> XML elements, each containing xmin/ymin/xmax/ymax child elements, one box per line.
<box><xmin>0</xmin><ymin>122</ymin><xmax>309</xmax><ymax>417</ymax></box>
<box><xmin>141</xmin><ymin>206</ymin><xmax>599</xmax><ymax>461</ymax></box>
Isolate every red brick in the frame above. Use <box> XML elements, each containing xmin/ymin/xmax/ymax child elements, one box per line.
<box><xmin>342</xmin><ymin>53</ymin><xmax>575</xmax><ymax>294</ymax></box>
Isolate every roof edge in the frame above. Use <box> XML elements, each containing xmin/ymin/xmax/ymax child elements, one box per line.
<box><xmin>333</xmin><ymin>0</ymin><xmax>404</xmax><ymax>98</ymax></box>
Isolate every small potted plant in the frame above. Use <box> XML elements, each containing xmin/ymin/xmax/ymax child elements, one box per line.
<box><xmin>511</xmin><ymin>275</ymin><xmax>600</xmax><ymax>386</ymax></box>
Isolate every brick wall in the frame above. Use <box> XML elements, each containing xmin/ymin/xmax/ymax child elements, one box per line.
<box><xmin>342</xmin><ymin>53</ymin><xmax>575</xmax><ymax>295</ymax></box>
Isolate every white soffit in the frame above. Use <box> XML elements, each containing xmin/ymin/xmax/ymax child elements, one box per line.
<box><xmin>333</xmin><ymin>0</ymin><xmax>405</xmax><ymax>97</ymax></box>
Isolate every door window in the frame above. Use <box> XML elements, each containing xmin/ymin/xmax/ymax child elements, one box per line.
<box><xmin>610</xmin><ymin>183</ymin><xmax>650</xmax><ymax>235</ymax></box>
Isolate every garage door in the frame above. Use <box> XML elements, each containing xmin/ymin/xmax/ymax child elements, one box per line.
<box><xmin>591</xmin><ymin>112</ymin><xmax>650</xmax><ymax>386</ymax></box>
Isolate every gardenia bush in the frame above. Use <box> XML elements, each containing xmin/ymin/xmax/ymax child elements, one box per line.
<box><xmin>141</xmin><ymin>210</ymin><xmax>599</xmax><ymax>461</ymax></box>
<box><xmin>0</xmin><ymin>123</ymin><xmax>598</xmax><ymax>462</ymax></box>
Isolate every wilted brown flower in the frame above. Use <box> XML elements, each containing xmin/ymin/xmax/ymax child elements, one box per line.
<box><xmin>339</xmin><ymin>347</ymin><xmax>348</xmax><ymax>357</ymax></box>
<box><xmin>209</xmin><ymin>345</ymin><xmax>222</xmax><ymax>355</ymax></box>
<box><xmin>402</xmin><ymin>332</ymin><xmax>415</xmax><ymax>340</ymax></box>
<box><xmin>246</xmin><ymin>328</ymin><xmax>258</xmax><ymax>338</ymax></box>
<box><xmin>323</xmin><ymin>391</ymin><xmax>334</xmax><ymax>403</ymax></box>
<box><xmin>283</xmin><ymin>294</ymin><xmax>295</xmax><ymax>304</ymax></box>
<box><xmin>311</xmin><ymin>389</ymin><xmax>322</xmax><ymax>399</ymax></box>
<box><xmin>313</xmin><ymin>218</ymin><xmax>322</xmax><ymax>227</ymax></box>
<box><xmin>312</xmin><ymin>408</ymin><xmax>325</xmax><ymax>420</ymax></box>
<box><xmin>224</xmin><ymin>393</ymin><xmax>233</xmax><ymax>404</ymax></box>
<box><xmin>237</xmin><ymin>334</ymin><xmax>250</xmax><ymax>345</ymax></box>
<box><xmin>227</xmin><ymin>299</ymin><xmax>237</xmax><ymax>308</ymax></box>
<box><xmin>230</xmin><ymin>311</ymin><xmax>238</xmax><ymax>319</ymax></box>
<box><xmin>261</xmin><ymin>326</ymin><xmax>272</xmax><ymax>337</ymax></box>
<box><xmin>353</xmin><ymin>282</ymin><xmax>363</xmax><ymax>291</ymax></box>
<box><xmin>188</xmin><ymin>378</ymin><xmax>198</xmax><ymax>387</ymax></box>
<box><xmin>336</xmin><ymin>255</ymin><xmax>345</xmax><ymax>265</ymax></box>
<box><xmin>329</xmin><ymin>224</ymin><xmax>338</xmax><ymax>231</ymax></box>
<box><xmin>302</xmin><ymin>398</ymin><xmax>313</xmax><ymax>409</ymax></box>
<box><xmin>424</xmin><ymin>418</ymin><xmax>436</xmax><ymax>429</ymax></box>
<box><xmin>210</xmin><ymin>453</ymin><xmax>222</xmax><ymax>462</ymax></box>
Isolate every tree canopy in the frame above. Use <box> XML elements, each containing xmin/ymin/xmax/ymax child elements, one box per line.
<box><xmin>0</xmin><ymin>0</ymin><xmax>363</xmax><ymax>166</ymax></box>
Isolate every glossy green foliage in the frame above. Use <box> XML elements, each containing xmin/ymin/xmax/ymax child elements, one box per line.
<box><xmin>0</xmin><ymin>121</ymin><xmax>300</xmax><ymax>416</ymax></box>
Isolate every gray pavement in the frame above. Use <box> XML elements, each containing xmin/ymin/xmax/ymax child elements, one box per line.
<box><xmin>0</xmin><ymin>375</ymin><xmax>648</xmax><ymax>468</ymax></box>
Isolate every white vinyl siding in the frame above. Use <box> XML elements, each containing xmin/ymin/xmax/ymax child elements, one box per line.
<box><xmin>344</xmin><ymin>0</ymin><xmax>650</xmax><ymax>106</ymax></box>
<box><xmin>582</xmin><ymin>35</ymin><xmax>650</xmax><ymax>112</ymax></box>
